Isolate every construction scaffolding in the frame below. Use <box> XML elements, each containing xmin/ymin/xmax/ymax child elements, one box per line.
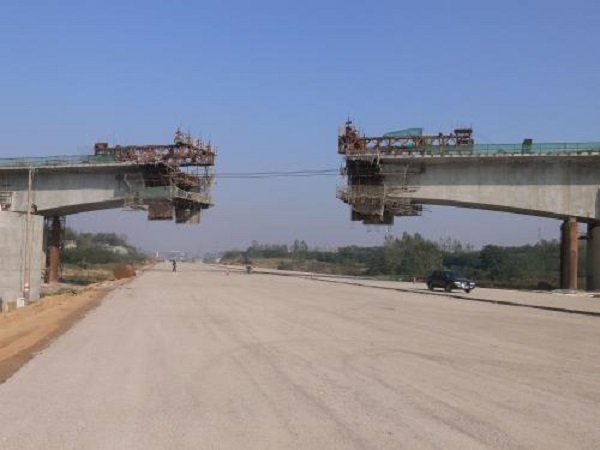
<box><xmin>337</xmin><ymin>139</ymin><xmax>424</xmax><ymax>225</ymax></box>
<box><xmin>95</xmin><ymin>129</ymin><xmax>216</xmax><ymax>224</ymax></box>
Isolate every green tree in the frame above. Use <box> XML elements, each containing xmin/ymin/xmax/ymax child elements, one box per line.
<box><xmin>383</xmin><ymin>233</ymin><xmax>442</xmax><ymax>279</ymax></box>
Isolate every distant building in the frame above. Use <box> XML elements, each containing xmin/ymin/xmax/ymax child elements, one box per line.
<box><xmin>108</xmin><ymin>245</ymin><xmax>129</xmax><ymax>255</ymax></box>
<box><xmin>64</xmin><ymin>240</ymin><xmax>78</xmax><ymax>250</ymax></box>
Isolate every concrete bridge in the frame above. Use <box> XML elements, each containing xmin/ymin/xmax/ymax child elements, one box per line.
<box><xmin>0</xmin><ymin>133</ymin><xmax>215</xmax><ymax>304</ymax></box>
<box><xmin>337</xmin><ymin>122</ymin><xmax>600</xmax><ymax>290</ymax></box>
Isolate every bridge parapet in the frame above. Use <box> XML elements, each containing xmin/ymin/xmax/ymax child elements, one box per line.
<box><xmin>344</xmin><ymin>143</ymin><xmax>600</xmax><ymax>158</ymax></box>
<box><xmin>0</xmin><ymin>154</ymin><xmax>118</xmax><ymax>169</ymax></box>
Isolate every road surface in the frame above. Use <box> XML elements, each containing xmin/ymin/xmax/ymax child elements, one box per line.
<box><xmin>0</xmin><ymin>264</ymin><xmax>599</xmax><ymax>449</ymax></box>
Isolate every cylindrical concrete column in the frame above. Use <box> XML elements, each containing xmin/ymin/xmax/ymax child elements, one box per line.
<box><xmin>48</xmin><ymin>216</ymin><xmax>62</xmax><ymax>283</ymax></box>
<box><xmin>568</xmin><ymin>219</ymin><xmax>579</xmax><ymax>290</ymax></box>
<box><xmin>560</xmin><ymin>221</ymin><xmax>567</xmax><ymax>289</ymax></box>
<box><xmin>561</xmin><ymin>218</ymin><xmax>578</xmax><ymax>290</ymax></box>
<box><xmin>586</xmin><ymin>222</ymin><xmax>600</xmax><ymax>291</ymax></box>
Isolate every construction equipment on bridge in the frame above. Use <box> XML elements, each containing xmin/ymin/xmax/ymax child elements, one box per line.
<box><xmin>95</xmin><ymin>129</ymin><xmax>216</xmax><ymax>224</ymax></box>
<box><xmin>338</xmin><ymin>120</ymin><xmax>600</xmax><ymax>225</ymax></box>
<box><xmin>94</xmin><ymin>129</ymin><xmax>215</xmax><ymax>167</ymax></box>
<box><xmin>339</xmin><ymin>121</ymin><xmax>474</xmax><ymax>155</ymax></box>
<box><xmin>339</xmin><ymin>120</ymin><xmax>600</xmax><ymax>157</ymax></box>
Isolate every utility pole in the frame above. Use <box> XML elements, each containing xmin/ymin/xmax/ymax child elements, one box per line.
<box><xmin>23</xmin><ymin>168</ymin><xmax>35</xmax><ymax>302</ymax></box>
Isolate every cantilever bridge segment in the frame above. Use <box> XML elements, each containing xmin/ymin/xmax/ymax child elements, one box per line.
<box><xmin>337</xmin><ymin>121</ymin><xmax>600</xmax><ymax>290</ymax></box>
<box><xmin>0</xmin><ymin>130</ymin><xmax>216</xmax><ymax>304</ymax></box>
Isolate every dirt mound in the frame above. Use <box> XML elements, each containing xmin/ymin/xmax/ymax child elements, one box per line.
<box><xmin>113</xmin><ymin>264</ymin><xmax>136</xmax><ymax>280</ymax></box>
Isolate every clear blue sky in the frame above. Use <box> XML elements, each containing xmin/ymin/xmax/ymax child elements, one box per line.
<box><xmin>1</xmin><ymin>0</ymin><xmax>599</xmax><ymax>253</ymax></box>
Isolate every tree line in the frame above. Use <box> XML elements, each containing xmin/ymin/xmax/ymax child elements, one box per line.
<box><xmin>219</xmin><ymin>233</ymin><xmax>563</xmax><ymax>289</ymax></box>
<box><xmin>62</xmin><ymin>228</ymin><xmax>148</xmax><ymax>266</ymax></box>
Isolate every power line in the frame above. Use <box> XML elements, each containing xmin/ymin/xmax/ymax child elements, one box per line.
<box><xmin>210</xmin><ymin>168</ymin><xmax>418</xmax><ymax>180</ymax></box>
<box><xmin>217</xmin><ymin>168</ymin><xmax>337</xmax><ymax>175</ymax></box>
<box><xmin>212</xmin><ymin>168</ymin><xmax>340</xmax><ymax>179</ymax></box>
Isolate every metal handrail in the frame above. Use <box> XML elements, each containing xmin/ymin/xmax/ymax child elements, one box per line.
<box><xmin>0</xmin><ymin>154</ymin><xmax>118</xmax><ymax>168</ymax></box>
<box><xmin>345</xmin><ymin>142</ymin><xmax>600</xmax><ymax>157</ymax></box>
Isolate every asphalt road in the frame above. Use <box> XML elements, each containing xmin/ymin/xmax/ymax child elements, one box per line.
<box><xmin>1</xmin><ymin>263</ymin><xmax>599</xmax><ymax>449</ymax></box>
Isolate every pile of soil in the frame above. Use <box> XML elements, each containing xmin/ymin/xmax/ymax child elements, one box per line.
<box><xmin>113</xmin><ymin>264</ymin><xmax>136</xmax><ymax>280</ymax></box>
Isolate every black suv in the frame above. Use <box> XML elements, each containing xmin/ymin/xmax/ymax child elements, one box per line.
<box><xmin>427</xmin><ymin>270</ymin><xmax>475</xmax><ymax>293</ymax></box>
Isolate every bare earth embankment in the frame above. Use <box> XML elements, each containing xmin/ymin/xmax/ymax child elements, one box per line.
<box><xmin>0</xmin><ymin>285</ymin><xmax>115</xmax><ymax>383</ymax></box>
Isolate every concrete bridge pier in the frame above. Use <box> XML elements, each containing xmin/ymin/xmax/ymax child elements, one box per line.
<box><xmin>0</xmin><ymin>211</ymin><xmax>44</xmax><ymax>303</ymax></box>
<box><xmin>47</xmin><ymin>216</ymin><xmax>63</xmax><ymax>283</ymax></box>
<box><xmin>560</xmin><ymin>218</ymin><xmax>579</xmax><ymax>290</ymax></box>
<box><xmin>586</xmin><ymin>222</ymin><xmax>600</xmax><ymax>291</ymax></box>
